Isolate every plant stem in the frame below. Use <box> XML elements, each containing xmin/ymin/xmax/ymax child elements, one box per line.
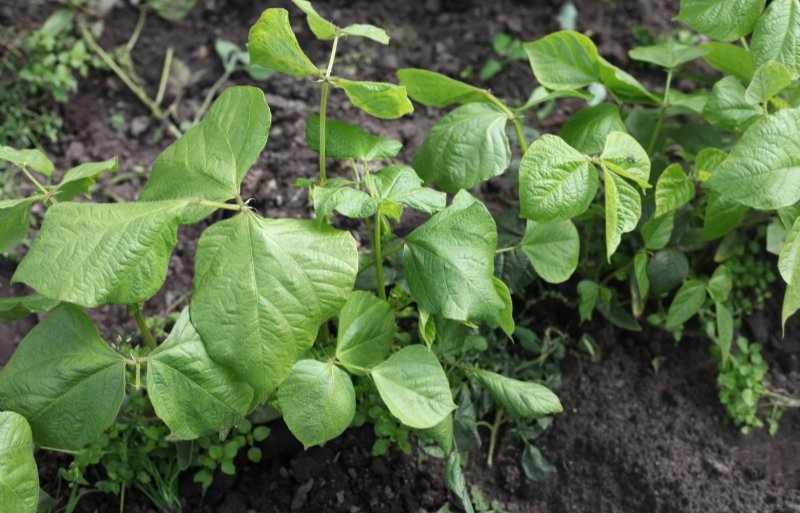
<box><xmin>318</xmin><ymin>34</ymin><xmax>340</xmax><ymax>185</ymax></box>
<box><xmin>18</xmin><ymin>165</ymin><xmax>50</xmax><ymax>197</ymax></box>
<box><xmin>512</xmin><ymin>117</ymin><xmax>528</xmax><ymax>154</ymax></box>
<box><xmin>486</xmin><ymin>408</ymin><xmax>504</xmax><ymax>468</ymax></box>
<box><xmin>193</xmin><ymin>66</ymin><xmax>231</xmax><ymax>125</ymax></box>
<box><xmin>647</xmin><ymin>69</ymin><xmax>673</xmax><ymax>155</ymax></box>
<box><xmin>132</xmin><ymin>303</ymin><xmax>157</xmax><ymax>351</ymax></box>
<box><xmin>374</xmin><ymin>213</ymin><xmax>386</xmax><ymax>300</ymax></box>
<box><xmin>739</xmin><ymin>37</ymin><xmax>750</xmax><ymax>52</ymax></box>
<box><xmin>155</xmin><ymin>46</ymin><xmax>173</xmax><ymax>107</ymax></box>
<box><xmin>190</xmin><ymin>198</ymin><xmax>244</xmax><ymax>211</ymax></box>
<box><xmin>496</xmin><ymin>243</ymin><xmax>521</xmax><ymax>254</ymax></box>
<box><xmin>125</xmin><ymin>5</ymin><xmax>148</xmax><ymax>54</ymax></box>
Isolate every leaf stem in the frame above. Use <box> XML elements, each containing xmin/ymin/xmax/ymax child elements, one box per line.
<box><xmin>486</xmin><ymin>408</ymin><xmax>504</xmax><ymax>468</ymax></box>
<box><xmin>357</xmin><ymin>242</ymin><xmax>404</xmax><ymax>276</ymax></box>
<box><xmin>132</xmin><ymin>303</ymin><xmax>157</xmax><ymax>351</ymax></box>
<box><xmin>155</xmin><ymin>46</ymin><xmax>173</xmax><ymax>107</ymax></box>
<box><xmin>496</xmin><ymin>243</ymin><xmax>521</xmax><ymax>254</ymax></box>
<box><xmin>190</xmin><ymin>198</ymin><xmax>245</xmax><ymax>212</ymax></box>
<box><xmin>647</xmin><ymin>69</ymin><xmax>673</xmax><ymax>155</ymax></box>
<box><xmin>18</xmin><ymin>165</ymin><xmax>50</xmax><ymax>198</ymax></box>
<box><xmin>739</xmin><ymin>37</ymin><xmax>750</xmax><ymax>52</ymax></box>
<box><xmin>374</xmin><ymin>213</ymin><xmax>386</xmax><ymax>300</ymax></box>
<box><xmin>318</xmin><ymin>34</ymin><xmax>340</xmax><ymax>185</ymax></box>
<box><xmin>512</xmin><ymin>117</ymin><xmax>528</xmax><ymax>154</ymax></box>
<box><xmin>125</xmin><ymin>5</ymin><xmax>148</xmax><ymax>54</ymax></box>
<box><xmin>193</xmin><ymin>64</ymin><xmax>232</xmax><ymax>125</ymax></box>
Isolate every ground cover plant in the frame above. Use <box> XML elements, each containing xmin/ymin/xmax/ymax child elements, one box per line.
<box><xmin>2</xmin><ymin>0</ymin><xmax>800</xmax><ymax>511</ymax></box>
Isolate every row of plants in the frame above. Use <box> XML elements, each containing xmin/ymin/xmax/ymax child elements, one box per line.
<box><xmin>3</xmin><ymin>0</ymin><xmax>800</xmax><ymax>511</ymax></box>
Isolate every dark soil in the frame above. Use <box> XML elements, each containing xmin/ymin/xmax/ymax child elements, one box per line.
<box><xmin>3</xmin><ymin>0</ymin><xmax>800</xmax><ymax>512</ymax></box>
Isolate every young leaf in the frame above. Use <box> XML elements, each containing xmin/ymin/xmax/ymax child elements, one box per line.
<box><xmin>291</xmin><ymin>0</ymin><xmax>337</xmax><ymax>40</ymax></box>
<box><xmin>706</xmin><ymin>108</ymin><xmax>800</xmax><ymax>209</ymax></box>
<box><xmin>778</xmin><ymin>217</ymin><xmax>800</xmax><ymax>284</ymax></box>
<box><xmin>491</xmin><ymin>277</ymin><xmax>515</xmax><ymax>337</ymax></box>
<box><xmin>445</xmin><ymin>452</ymin><xmax>475</xmax><ymax>513</ymax></box>
<box><xmin>642</xmin><ymin>211</ymin><xmax>674</xmax><ymax>250</ymax></box>
<box><xmin>372</xmin><ymin>166</ymin><xmax>446</xmax><ymax>218</ymax></box>
<box><xmin>140</xmin><ymin>86</ymin><xmax>270</xmax><ymax>220</ymax></box>
<box><xmin>703</xmin><ymin>192</ymin><xmax>748</xmax><ymax>240</ymax></box>
<box><xmin>191</xmin><ymin>213</ymin><xmax>358</xmax><ymax>402</ymax></box>
<box><xmin>577</xmin><ymin>280</ymin><xmax>600</xmax><ymax>323</ymax></box>
<box><xmin>702</xmin><ymin>42</ymin><xmax>755</xmax><ymax>81</ymax></box>
<box><xmin>335</xmin><ymin>291</ymin><xmax>396</xmax><ymax>373</ymax></box>
<box><xmin>312</xmin><ymin>185</ymin><xmax>378</xmax><ymax>221</ymax></box>
<box><xmin>0</xmin><ymin>305</ymin><xmax>125</xmax><ymax>450</ymax></box>
<box><xmin>55</xmin><ymin>156</ymin><xmax>119</xmax><ymax>200</ymax></box>
<box><xmin>648</xmin><ymin>249</ymin><xmax>689</xmax><ymax>295</ymax></box>
<box><xmin>403</xmin><ymin>191</ymin><xmax>505</xmax><ymax>325</ymax></box>
<box><xmin>597</xmin><ymin>57</ymin><xmax>659</xmax><ymax>104</ymax></box>
<box><xmin>472</xmin><ymin>369</ymin><xmax>562</xmax><ymax>417</ymax></box>
<box><xmin>521</xmin><ymin>220</ymin><xmax>580</xmax><ymax>284</ymax></box>
<box><xmin>708</xmin><ymin>265</ymin><xmax>734</xmax><ymax>302</ymax></box>
<box><xmin>341</xmin><ymin>24</ymin><xmax>390</xmax><ymax>45</ymax></box>
<box><xmin>247</xmin><ymin>8</ymin><xmax>319</xmax><ymax>77</ymax></box>
<box><xmin>676</xmin><ymin>0</ymin><xmax>765</xmax><ymax>42</ymax></box>
<box><xmin>694</xmin><ymin>147</ymin><xmax>728</xmax><ymax>181</ymax></box>
<box><xmin>628</xmin><ymin>43</ymin><xmax>708</xmax><ymax>69</ymax></box>
<box><xmin>745</xmin><ymin>60</ymin><xmax>793</xmax><ymax>105</ymax></box>
<box><xmin>418</xmin><ymin>308</ymin><xmax>436</xmax><ymax>349</ymax></box>
<box><xmin>703</xmin><ymin>76</ymin><xmax>762</xmax><ymax>131</ymax></box>
<box><xmin>0</xmin><ymin>412</ymin><xmax>39</xmax><ymax>513</ymax></box>
<box><xmin>277</xmin><ymin>359</ymin><xmax>355</xmax><ymax>448</ymax></box>
<box><xmin>397</xmin><ymin>68</ymin><xmax>490</xmax><ymax>107</ymax></box>
<box><xmin>632</xmin><ymin>251</ymin><xmax>650</xmax><ymax>315</ymax></box>
<box><xmin>716</xmin><ymin>302</ymin><xmax>734</xmax><ymax>359</ymax></box>
<box><xmin>412</xmin><ymin>103</ymin><xmax>510</xmax><ymax>192</ymax></box>
<box><xmin>519</xmin><ymin>134</ymin><xmax>598</xmax><ymax>222</ymax></box>
<box><xmin>148</xmin><ymin>309</ymin><xmax>255</xmax><ymax>440</ymax></box>
<box><xmin>522</xmin><ymin>444</ymin><xmax>557</xmax><ymax>482</ymax></box>
<box><xmin>751</xmin><ymin>0</ymin><xmax>800</xmax><ymax>77</ymax></box>
<box><xmin>13</xmin><ymin>200</ymin><xmax>186</xmax><ymax>307</ymax></box>
<box><xmin>559</xmin><ymin>103</ymin><xmax>625</xmax><ymax>155</ymax></box>
<box><xmin>599</xmin><ymin>131</ymin><xmax>651</xmax><ymax>189</ymax></box>
<box><xmin>654</xmin><ymin>163</ymin><xmax>694</xmax><ymax>217</ymax></box>
<box><xmin>0</xmin><ymin>294</ymin><xmax>59</xmax><ymax>322</ymax></box>
<box><xmin>0</xmin><ymin>146</ymin><xmax>54</xmax><ymax>176</ymax></box>
<box><xmin>519</xmin><ymin>86</ymin><xmax>594</xmax><ymax>111</ymax></box>
<box><xmin>665</xmin><ymin>279</ymin><xmax>707</xmax><ymax>330</ymax></box>
<box><xmin>371</xmin><ymin>345</ymin><xmax>456</xmax><ymax>429</ymax></box>
<box><xmin>331</xmin><ymin>79</ymin><xmax>413</xmax><ymax>119</ymax></box>
<box><xmin>523</xmin><ymin>30</ymin><xmax>600</xmax><ymax>90</ymax></box>
<box><xmin>604</xmin><ymin>169</ymin><xmax>641</xmax><ymax>260</ymax></box>
<box><xmin>306</xmin><ymin>114</ymin><xmax>402</xmax><ymax>161</ymax></box>
<box><xmin>0</xmin><ymin>198</ymin><xmax>33</xmax><ymax>253</ymax></box>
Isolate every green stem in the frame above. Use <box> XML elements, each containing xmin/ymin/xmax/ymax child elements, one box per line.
<box><xmin>318</xmin><ymin>34</ymin><xmax>340</xmax><ymax>185</ymax></box>
<box><xmin>190</xmin><ymin>198</ymin><xmax>245</xmax><ymax>212</ymax></box>
<box><xmin>486</xmin><ymin>408</ymin><xmax>504</xmax><ymax>468</ymax></box>
<box><xmin>132</xmin><ymin>303</ymin><xmax>157</xmax><ymax>351</ymax></box>
<box><xmin>374</xmin><ymin>213</ymin><xmax>386</xmax><ymax>300</ymax></box>
<box><xmin>125</xmin><ymin>6</ymin><xmax>147</xmax><ymax>54</ymax></box>
<box><xmin>155</xmin><ymin>46</ymin><xmax>173</xmax><ymax>107</ymax></box>
<box><xmin>486</xmin><ymin>93</ymin><xmax>515</xmax><ymax>119</ymax></box>
<box><xmin>357</xmin><ymin>242</ymin><xmax>404</xmax><ymax>276</ymax></box>
<box><xmin>739</xmin><ymin>37</ymin><xmax>750</xmax><ymax>52</ymax></box>
<box><xmin>18</xmin><ymin>165</ymin><xmax>50</xmax><ymax>197</ymax></box>
<box><xmin>194</xmin><ymin>67</ymin><xmax>232</xmax><ymax>124</ymax></box>
<box><xmin>512</xmin><ymin>117</ymin><xmax>528</xmax><ymax>154</ymax></box>
<box><xmin>496</xmin><ymin>243</ymin><xmax>521</xmax><ymax>254</ymax></box>
<box><xmin>647</xmin><ymin>69</ymin><xmax>673</xmax><ymax>155</ymax></box>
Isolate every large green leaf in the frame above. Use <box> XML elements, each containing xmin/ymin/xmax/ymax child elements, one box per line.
<box><xmin>599</xmin><ymin>131</ymin><xmax>650</xmax><ymax>189</ymax></box>
<box><xmin>277</xmin><ymin>359</ymin><xmax>355</xmax><ymax>447</ymax></box>
<box><xmin>0</xmin><ymin>146</ymin><xmax>53</xmax><ymax>176</ymax></box>
<box><xmin>191</xmin><ymin>213</ymin><xmax>358</xmax><ymax>402</ymax></box>
<box><xmin>247</xmin><ymin>8</ymin><xmax>319</xmax><ymax>77</ymax></box>
<box><xmin>0</xmin><ymin>198</ymin><xmax>33</xmax><ymax>253</ymax></box>
<box><xmin>702</xmin><ymin>42</ymin><xmax>755</xmax><ymax>81</ymax></box>
<box><xmin>598</xmin><ymin>56</ymin><xmax>659</xmax><ymax>104</ymax></box>
<box><xmin>335</xmin><ymin>291</ymin><xmax>395</xmax><ymax>373</ymax></box>
<box><xmin>148</xmin><ymin>309</ymin><xmax>254</xmax><ymax>440</ymax></box>
<box><xmin>751</xmin><ymin>0</ymin><xmax>800</xmax><ymax>77</ymax></box>
<box><xmin>665</xmin><ymin>279</ymin><xmax>707</xmax><ymax>330</ymax></box>
<box><xmin>559</xmin><ymin>103</ymin><xmax>625</xmax><ymax>155</ymax></box>
<box><xmin>641</xmin><ymin>211</ymin><xmax>674</xmax><ymax>250</ymax></box>
<box><xmin>654</xmin><ymin>163</ymin><xmax>694</xmax><ymax>217</ymax></box>
<box><xmin>140</xmin><ymin>87</ymin><xmax>270</xmax><ymax>217</ymax></box>
<box><xmin>13</xmin><ymin>200</ymin><xmax>186</xmax><ymax>307</ymax></box>
<box><xmin>372</xmin><ymin>166</ymin><xmax>446</xmax><ymax>218</ymax></box>
<box><xmin>676</xmin><ymin>0</ymin><xmax>765</xmax><ymax>42</ymax></box>
<box><xmin>0</xmin><ymin>305</ymin><xmax>125</xmax><ymax>450</ymax></box>
<box><xmin>703</xmin><ymin>192</ymin><xmax>748</xmax><ymax>240</ymax></box>
<box><xmin>332</xmin><ymin>79</ymin><xmax>413</xmax><ymax>119</ymax></box>
<box><xmin>628</xmin><ymin>43</ymin><xmax>708</xmax><ymax>69</ymax></box>
<box><xmin>746</xmin><ymin>60</ymin><xmax>793</xmax><ymax>105</ymax></box>
<box><xmin>403</xmin><ymin>191</ymin><xmax>504</xmax><ymax>325</ymax></box>
<box><xmin>706</xmin><ymin>108</ymin><xmax>800</xmax><ymax>209</ymax></box>
<box><xmin>55</xmin><ymin>156</ymin><xmax>119</xmax><ymax>201</ymax></box>
<box><xmin>473</xmin><ymin>369</ymin><xmax>562</xmax><ymax>417</ymax></box>
<box><xmin>291</xmin><ymin>0</ymin><xmax>336</xmax><ymax>40</ymax></box>
<box><xmin>371</xmin><ymin>345</ymin><xmax>455</xmax><ymax>429</ymax></box>
<box><xmin>519</xmin><ymin>134</ymin><xmax>598</xmax><ymax>222</ymax></box>
<box><xmin>703</xmin><ymin>76</ymin><xmax>762</xmax><ymax>131</ymax></box>
<box><xmin>306</xmin><ymin>114</ymin><xmax>401</xmax><ymax>161</ymax></box>
<box><xmin>648</xmin><ymin>249</ymin><xmax>689</xmax><ymax>295</ymax></box>
<box><xmin>0</xmin><ymin>294</ymin><xmax>59</xmax><ymax>321</ymax></box>
<box><xmin>521</xmin><ymin>220</ymin><xmax>579</xmax><ymax>284</ymax></box>
<box><xmin>0</xmin><ymin>412</ymin><xmax>38</xmax><ymax>513</ymax></box>
<box><xmin>397</xmin><ymin>68</ymin><xmax>490</xmax><ymax>107</ymax></box>
<box><xmin>523</xmin><ymin>30</ymin><xmax>599</xmax><ymax>90</ymax></box>
<box><xmin>604</xmin><ymin>168</ymin><xmax>641</xmax><ymax>260</ymax></box>
<box><xmin>412</xmin><ymin>103</ymin><xmax>510</xmax><ymax>193</ymax></box>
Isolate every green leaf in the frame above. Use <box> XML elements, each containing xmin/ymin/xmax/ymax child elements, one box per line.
<box><xmin>782</xmin><ymin>280</ymin><xmax>800</xmax><ymax>328</ymax></box>
<box><xmin>473</xmin><ymin>369</ymin><xmax>562</xmax><ymax>417</ymax></box>
<box><xmin>599</xmin><ymin>131</ymin><xmax>651</xmax><ymax>189</ymax></box>
<box><xmin>0</xmin><ymin>305</ymin><xmax>125</xmax><ymax>450</ymax></box>
<box><xmin>654</xmin><ymin>163</ymin><xmax>694</xmax><ymax>217</ymax></box>
<box><xmin>676</xmin><ymin>0</ymin><xmax>765</xmax><ymax>42</ymax></box>
<box><xmin>403</xmin><ymin>191</ymin><xmax>504</xmax><ymax>325</ymax></box>
<box><xmin>708</xmin><ymin>265</ymin><xmax>733</xmax><ymax>302</ymax></box>
<box><xmin>703</xmin><ymin>76</ymin><xmax>762</xmax><ymax>131</ymax></box>
<box><xmin>247</xmin><ymin>8</ymin><xmax>319</xmax><ymax>77</ymax></box>
<box><xmin>0</xmin><ymin>198</ymin><xmax>33</xmax><ymax>253</ymax></box>
<box><xmin>312</xmin><ymin>185</ymin><xmax>378</xmax><ymax>221</ymax></box>
<box><xmin>0</xmin><ymin>294</ymin><xmax>59</xmax><ymax>321</ymax></box>
<box><xmin>291</xmin><ymin>0</ymin><xmax>337</xmax><ymax>40</ymax></box>
<box><xmin>665</xmin><ymin>279</ymin><xmax>707</xmax><ymax>330</ymax></box>
<box><xmin>632</xmin><ymin>251</ymin><xmax>650</xmax><ymax>315</ymax></box>
<box><xmin>751</xmin><ymin>0</ymin><xmax>800</xmax><ymax>77</ymax></box>
<box><xmin>13</xmin><ymin>200</ymin><xmax>186</xmax><ymax>307</ymax></box>
<box><xmin>372</xmin><ymin>166</ymin><xmax>446</xmax><ymax>218</ymax></box>
<box><xmin>778</xmin><ymin>217</ymin><xmax>800</xmax><ymax>284</ymax></box>
<box><xmin>332</xmin><ymin>79</ymin><xmax>413</xmax><ymax>119</ymax></box>
<box><xmin>604</xmin><ymin>168</ymin><xmax>642</xmax><ymax>260</ymax></box>
<box><xmin>491</xmin><ymin>277</ymin><xmax>515</xmax><ymax>337</ymax></box>
<box><xmin>140</xmin><ymin>86</ymin><xmax>270</xmax><ymax>220</ymax></box>
<box><xmin>372</xmin><ymin>345</ymin><xmax>455</xmax><ymax>429</ymax></box>
<box><xmin>397</xmin><ymin>68</ymin><xmax>489</xmax><ymax>107</ymax></box>
<box><xmin>148</xmin><ymin>309</ymin><xmax>255</xmax><ymax>440</ymax></box>
<box><xmin>149</xmin><ymin>0</ymin><xmax>196</xmax><ymax>21</ymax></box>
<box><xmin>418</xmin><ymin>308</ymin><xmax>436</xmax><ymax>349</ymax></box>
<box><xmin>642</xmin><ymin>211</ymin><xmax>674</xmax><ymax>250</ymax></box>
<box><xmin>746</xmin><ymin>60</ymin><xmax>793</xmax><ymax>105</ymax></box>
<box><xmin>648</xmin><ymin>249</ymin><xmax>689</xmax><ymax>295</ymax></box>
<box><xmin>335</xmin><ymin>291</ymin><xmax>395</xmax><ymax>373</ymax></box>
<box><xmin>702</xmin><ymin>192</ymin><xmax>747</xmax><ymax>240</ymax></box>
<box><xmin>0</xmin><ymin>146</ymin><xmax>54</xmax><ymax>176</ymax></box>
<box><xmin>412</xmin><ymin>103</ymin><xmax>510</xmax><ymax>192</ymax></box>
<box><xmin>559</xmin><ymin>103</ymin><xmax>625</xmax><ymax>155</ymax></box>
<box><xmin>716</xmin><ymin>302</ymin><xmax>734</xmax><ymax>359</ymax></box>
<box><xmin>522</xmin><ymin>444</ymin><xmax>557</xmax><ymax>482</ymax></box>
<box><xmin>702</xmin><ymin>42</ymin><xmax>755</xmax><ymax>81</ymax></box>
<box><xmin>598</xmin><ymin>56</ymin><xmax>659</xmax><ymax>104</ymax></box>
<box><xmin>577</xmin><ymin>280</ymin><xmax>599</xmax><ymax>322</ymax></box>
<box><xmin>628</xmin><ymin>43</ymin><xmax>708</xmax><ymax>69</ymax></box>
<box><xmin>445</xmin><ymin>452</ymin><xmax>474</xmax><ymax>513</ymax></box>
<box><xmin>306</xmin><ymin>114</ymin><xmax>401</xmax><ymax>161</ymax></box>
<box><xmin>694</xmin><ymin>147</ymin><xmax>728</xmax><ymax>181</ymax></box>
<box><xmin>521</xmin><ymin>220</ymin><xmax>579</xmax><ymax>284</ymax></box>
<box><xmin>519</xmin><ymin>86</ymin><xmax>594</xmax><ymax>111</ymax></box>
<box><xmin>277</xmin><ymin>359</ymin><xmax>355</xmax><ymax>447</ymax></box>
<box><xmin>523</xmin><ymin>30</ymin><xmax>599</xmax><ymax>90</ymax></box>
<box><xmin>341</xmin><ymin>24</ymin><xmax>390</xmax><ymax>45</ymax></box>
<box><xmin>191</xmin><ymin>213</ymin><xmax>357</xmax><ymax>402</ymax></box>
<box><xmin>519</xmin><ymin>134</ymin><xmax>598</xmax><ymax>222</ymax></box>
<box><xmin>0</xmin><ymin>412</ymin><xmax>38</xmax><ymax>513</ymax></box>
<box><xmin>420</xmin><ymin>414</ymin><xmax>453</xmax><ymax>453</ymax></box>
<box><xmin>56</xmin><ymin>156</ymin><xmax>119</xmax><ymax>200</ymax></box>
<box><xmin>706</xmin><ymin>108</ymin><xmax>800</xmax><ymax>209</ymax></box>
